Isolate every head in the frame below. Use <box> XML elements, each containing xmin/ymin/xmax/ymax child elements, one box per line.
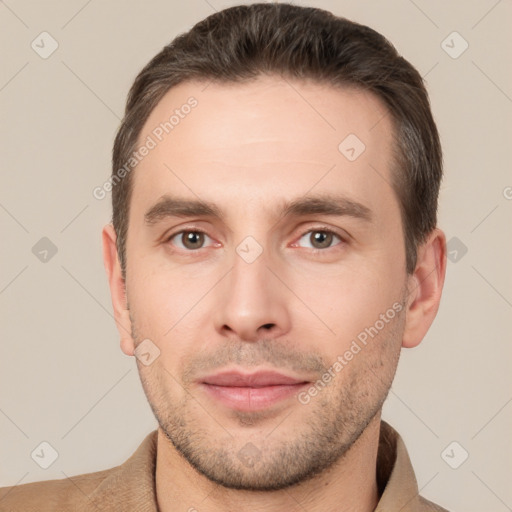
<box><xmin>103</xmin><ymin>3</ymin><xmax>446</xmax><ymax>491</ymax></box>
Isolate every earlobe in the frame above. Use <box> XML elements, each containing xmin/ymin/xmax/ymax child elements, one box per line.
<box><xmin>402</xmin><ymin>228</ymin><xmax>447</xmax><ymax>348</ymax></box>
<box><xmin>102</xmin><ymin>224</ymin><xmax>135</xmax><ymax>356</ymax></box>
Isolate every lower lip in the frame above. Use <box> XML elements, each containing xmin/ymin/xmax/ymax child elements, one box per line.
<box><xmin>200</xmin><ymin>383</ymin><xmax>308</xmax><ymax>412</ymax></box>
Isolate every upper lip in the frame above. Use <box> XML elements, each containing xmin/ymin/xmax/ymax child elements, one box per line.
<box><xmin>201</xmin><ymin>370</ymin><xmax>309</xmax><ymax>387</ymax></box>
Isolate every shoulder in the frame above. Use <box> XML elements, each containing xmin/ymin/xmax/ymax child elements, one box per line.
<box><xmin>0</xmin><ymin>430</ymin><xmax>158</xmax><ymax>512</ymax></box>
<box><xmin>0</xmin><ymin>466</ymin><xmax>118</xmax><ymax>512</ymax></box>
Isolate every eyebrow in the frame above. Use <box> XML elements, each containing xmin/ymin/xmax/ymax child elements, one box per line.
<box><xmin>144</xmin><ymin>193</ymin><xmax>372</xmax><ymax>225</ymax></box>
<box><xmin>144</xmin><ymin>196</ymin><xmax>223</xmax><ymax>225</ymax></box>
<box><xmin>282</xmin><ymin>194</ymin><xmax>372</xmax><ymax>222</ymax></box>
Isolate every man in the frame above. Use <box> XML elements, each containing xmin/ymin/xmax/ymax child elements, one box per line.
<box><xmin>0</xmin><ymin>3</ymin><xmax>448</xmax><ymax>511</ymax></box>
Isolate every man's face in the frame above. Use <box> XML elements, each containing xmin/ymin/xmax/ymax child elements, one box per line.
<box><xmin>124</xmin><ymin>76</ymin><xmax>408</xmax><ymax>490</ymax></box>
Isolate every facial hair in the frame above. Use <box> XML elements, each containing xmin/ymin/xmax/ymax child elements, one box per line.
<box><xmin>131</xmin><ymin>304</ymin><xmax>405</xmax><ymax>491</ymax></box>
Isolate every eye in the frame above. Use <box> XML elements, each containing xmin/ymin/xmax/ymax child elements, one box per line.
<box><xmin>167</xmin><ymin>230</ymin><xmax>216</xmax><ymax>251</ymax></box>
<box><xmin>295</xmin><ymin>229</ymin><xmax>343</xmax><ymax>250</ymax></box>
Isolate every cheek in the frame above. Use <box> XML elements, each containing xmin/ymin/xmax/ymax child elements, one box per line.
<box><xmin>126</xmin><ymin>263</ymin><xmax>217</xmax><ymax>369</ymax></box>
<box><xmin>126</xmin><ymin>266</ymin><xmax>190</xmax><ymax>338</ymax></box>
<box><xmin>286</xmin><ymin>259</ymin><xmax>404</xmax><ymax>355</ymax></box>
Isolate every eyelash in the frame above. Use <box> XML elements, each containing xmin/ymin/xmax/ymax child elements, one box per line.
<box><xmin>165</xmin><ymin>226</ymin><xmax>345</xmax><ymax>255</ymax></box>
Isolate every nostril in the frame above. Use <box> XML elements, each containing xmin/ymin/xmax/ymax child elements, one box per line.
<box><xmin>262</xmin><ymin>323</ymin><xmax>275</xmax><ymax>330</ymax></box>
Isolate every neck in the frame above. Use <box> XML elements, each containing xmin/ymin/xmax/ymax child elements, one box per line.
<box><xmin>155</xmin><ymin>413</ymin><xmax>382</xmax><ymax>512</ymax></box>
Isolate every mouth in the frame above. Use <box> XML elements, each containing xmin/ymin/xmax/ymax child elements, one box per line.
<box><xmin>199</xmin><ymin>370</ymin><xmax>310</xmax><ymax>412</ymax></box>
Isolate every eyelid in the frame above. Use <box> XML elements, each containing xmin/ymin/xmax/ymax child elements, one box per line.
<box><xmin>165</xmin><ymin>226</ymin><xmax>208</xmax><ymax>241</ymax></box>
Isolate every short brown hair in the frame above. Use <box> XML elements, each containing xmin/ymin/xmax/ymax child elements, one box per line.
<box><xmin>112</xmin><ymin>3</ymin><xmax>442</xmax><ymax>276</ymax></box>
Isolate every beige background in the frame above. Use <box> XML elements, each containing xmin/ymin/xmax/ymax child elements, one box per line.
<box><xmin>1</xmin><ymin>0</ymin><xmax>511</xmax><ymax>510</ymax></box>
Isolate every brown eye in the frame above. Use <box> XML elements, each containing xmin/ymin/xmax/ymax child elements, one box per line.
<box><xmin>310</xmin><ymin>231</ymin><xmax>333</xmax><ymax>249</ymax></box>
<box><xmin>168</xmin><ymin>230</ymin><xmax>213</xmax><ymax>251</ymax></box>
<box><xmin>296</xmin><ymin>229</ymin><xmax>342</xmax><ymax>250</ymax></box>
<box><xmin>181</xmin><ymin>231</ymin><xmax>205</xmax><ymax>249</ymax></box>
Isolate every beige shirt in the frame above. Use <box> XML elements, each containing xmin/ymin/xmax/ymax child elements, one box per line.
<box><xmin>0</xmin><ymin>421</ymin><xmax>449</xmax><ymax>511</ymax></box>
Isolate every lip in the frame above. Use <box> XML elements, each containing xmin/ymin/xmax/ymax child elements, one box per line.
<box><xmin>199</xmin><ymin>370</ymin><xmax>310</xmax><ymax>412</ymax></box>
<box><xmin>202</xmin><ymin>370</ymin><xmax>307</xmax><ymax>387</ymax></box>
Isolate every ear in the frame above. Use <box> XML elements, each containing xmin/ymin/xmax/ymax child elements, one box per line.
<box><xmin>402</xmin><ymin>228</ymin><xmax>447</xmax><ymax>348</ymax></box>
<box><xmin>102</xmin><ymin>224</ymin><xmax>134</xmax><ymax>356</ymax></box>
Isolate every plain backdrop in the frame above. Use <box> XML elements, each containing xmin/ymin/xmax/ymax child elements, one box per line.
<box><xmin>1</xmin><ymin>1</ymin><xmax>511</xmax><ymax>510</ymax></box>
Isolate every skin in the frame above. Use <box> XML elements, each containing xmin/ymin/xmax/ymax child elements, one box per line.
<box><xmin>103</xmin><ymin>76</ymin><xmax>446</xmax><ymax>512</ymax></box>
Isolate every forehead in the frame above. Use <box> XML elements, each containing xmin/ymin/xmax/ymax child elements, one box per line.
<box><xmin>131</xmin><ymin>76</ymin><xmax>396</xmax><ymax>218</ymax></box>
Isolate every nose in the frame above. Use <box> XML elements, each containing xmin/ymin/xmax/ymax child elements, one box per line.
<box><xmin>213</xmin><ymin>247</ymin><xmax>291</xmax><ymax>343</ymax></box>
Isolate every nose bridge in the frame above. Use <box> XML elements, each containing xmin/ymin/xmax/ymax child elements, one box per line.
<box><xmin>227</xmin><ymin>208</ymin><xmax>275</xmax><ymax>296</ymax></box>
<box><xmin>229</xmin><ymin>237</ymin><xmax>274</xmax><ymax>311</ymax></box>
<box><xmin>214</xmin><ymin>234</ymin><xmax>291</xmax><ymax>341</ymax></box>
<box><xmin>231</xmin><ymin>238</ymin><xmax>269</xmax><ymax>297</ymax></box>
